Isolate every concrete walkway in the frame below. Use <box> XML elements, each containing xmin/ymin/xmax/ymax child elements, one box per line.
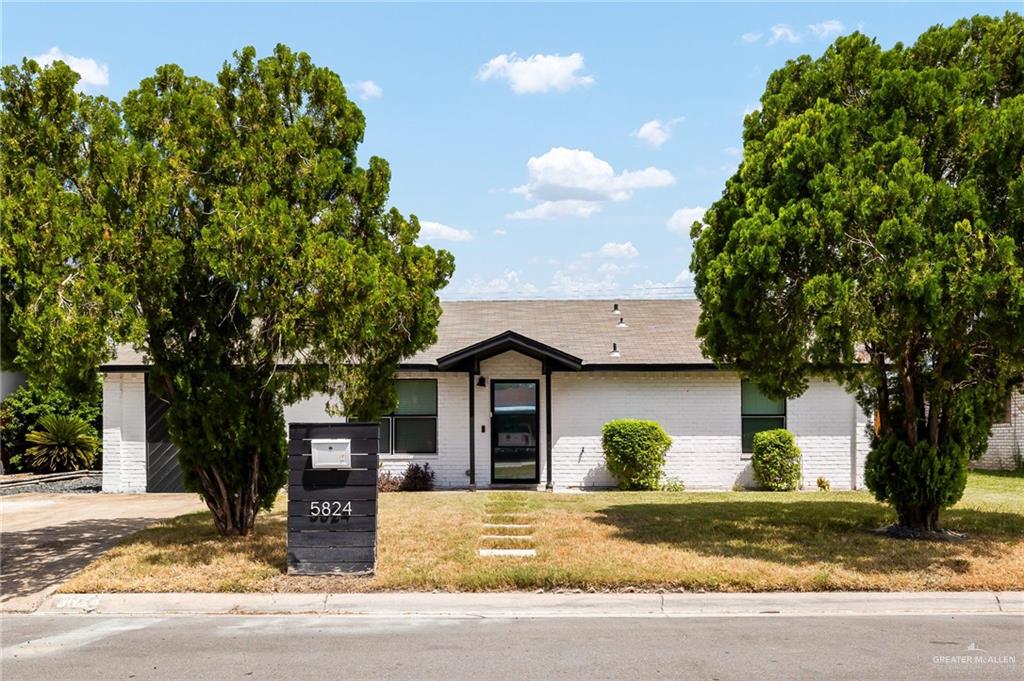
<box><xmin>39</xmin><ymin>590</ymin><xmax>1024</xmax><ymax>618</ymax></box>
<box><xmin>1</xmin><ymin>493</ymin><xmax>205</xmax><ymax>613</ymax></box>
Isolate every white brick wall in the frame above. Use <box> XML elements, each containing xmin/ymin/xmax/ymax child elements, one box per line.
<box><xmin>977</xmin><ymin>389</ymin><xmax>1024</xmax><ymax>470</ymax></box>
<box><xmin>101</xmin><ymin>372</ymin><xmax>148</xmax><ymax>493</ymax></box>
<box><xmin>377</xmin><ymin>371</ymin><xmax>470</xmax><ymax>488</ymax></box>
<box><xmin>283</xmin><ymin>373</ymin><xmax>472</xmax><ymax>488</ymax></box>
<box><xmin>788</xmin><ymin>378</ymin><xmax>862</xmax><ymax>490</ymax></box>
<box><xmin>551</xmin><ymin>372</ymin><xmax>863</xmax><ymax>490</ymax></box>
<box><xmin>101</xmin><ymin>363</ymin><xmax>869</xmax><ymax>492</ymax></box>
<box><xmin>551</xmin><ymin>371</ymin><xmax>748</xmax><ymax>490</ymax></box>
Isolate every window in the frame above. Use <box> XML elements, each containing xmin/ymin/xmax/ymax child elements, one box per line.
<box><xmin>379</xmin><ymin>379</ymin><xmax>437</xmax><ymax>454</ymax></box>
<box><xmin>741</xmin><ymin>379</ymin><xmax>785</xmax><ymax>454</ymax></box>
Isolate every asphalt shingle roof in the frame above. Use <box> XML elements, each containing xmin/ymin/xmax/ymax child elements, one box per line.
<box><xmin>406</xmin><ymin>299</ymin><xmax>707</xmax><ymax>367</ymax></box>
<box><xmin>104</xmin><ymin>299</ymin><xmax>709</xmax><ymax>368</ymax></box>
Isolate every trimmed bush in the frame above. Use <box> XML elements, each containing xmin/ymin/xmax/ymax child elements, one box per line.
<box><xmin>816</xmin><ymin>476</ymin><xmax>831</xmax><ymax>492</ymax></box>
<box><xmin>602</xmin><ymin>419</ymin><xmax>672</xmax><ymax>491</ymax></box>
<box><xmin>399</xmin><ymin>463</ymin><xmax>435</xmax><ymax>491</ymax></box>
<box><xmin>864</xmin><ymin>434</ymin><xmax>969</xmax><ymax>530</ymax></box>
<box><xmin>378</xmin><ymin>462</ymin><xmax>435</xmax><ymax>492</ymax></box>
<box><xmin>751</xmin><ymin>429</ymin><xmax>801</xmax><ymax>491</ymax></box>
<box><xmin>1</xmin><ymin>380</ymin><xmax>101</xmax><ymax>473</ymax></box>
<box><xmin>26</xmin><ymin>414</ymin><xmax>100</xmax><ymax>472</ymax></box>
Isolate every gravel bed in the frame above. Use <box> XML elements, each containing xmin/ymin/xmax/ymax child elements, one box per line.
<box><xmin>0</xmin><ymin>473</ymin><xmax>102</xmax><ymax>496</ymax></box>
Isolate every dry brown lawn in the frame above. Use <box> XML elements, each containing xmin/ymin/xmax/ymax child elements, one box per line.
<box><xmin>61</xmin><ymin>470</ymin><xmax>1024</xmax><ymax>593</ymax></box>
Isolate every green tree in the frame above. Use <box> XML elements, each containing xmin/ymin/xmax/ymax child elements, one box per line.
<box><xmin>0</xmin><ymin>60</ymin><xmax>137</xmax><ymax>395</ymax></box>
<box><xmin>691</xmin><ymin>14</ymin><xmax>1024</xmax><ymax>532</ymax></box>
<box><xmin>2</xmin><ymin>46</ymin><xmax>453</xmax><ymax>535</ymax></box>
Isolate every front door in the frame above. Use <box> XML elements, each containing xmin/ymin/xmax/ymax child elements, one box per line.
<box><xmin>491</xmin><ymin>380</ymin><xmax>540</xmax><ymax>484</ymax></box>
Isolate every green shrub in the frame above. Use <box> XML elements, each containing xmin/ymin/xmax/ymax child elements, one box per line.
<box><xmin>751</xmin><ymin>429</ymin><xmax>801</xmax><ymax>491</ymax></box>
<box><xmin>1</xmin><ymin>380</ymin><xmax>101</xmax><ymax>473</ymax></box>
<box><xmin>399</xmin><ymin>462</ymin><xmax>435</xmax><ymax>491</ymax></box>
<box><xmin>26</xmin><ymin>414</ymin><xmax>100</xmax><ymax>472</ymax></box>
<box><xmin>662</xmin><ymin>477</ymin><xmax>685</xmax><ymax>492</ymax></box>
<box><xmin>601</xmin><ymin>419</ymin><xmax>673</xmax><ymax>490</ymax></box>
<box><xmin>864</xmin><ymin>434</ymin><xmax>969</xmax><ymax>529</ymax></box>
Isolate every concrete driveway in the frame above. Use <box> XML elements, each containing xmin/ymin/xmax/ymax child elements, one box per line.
<box><xmin>1</xmin><ymin>493</ymin><xmax>204</xmax><ymax>612</ymax></box>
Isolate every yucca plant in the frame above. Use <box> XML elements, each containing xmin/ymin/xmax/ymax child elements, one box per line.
<box><xmin>26</xmin><ymin>414</ymin><xmax>99</xmax><ymax>472</ymax></box>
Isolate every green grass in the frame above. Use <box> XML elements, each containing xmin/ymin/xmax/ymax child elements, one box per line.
<box><xmin>62</xmin><ymin>470</ymin><xmax>1024</xmax><ymax>594</ymax></box>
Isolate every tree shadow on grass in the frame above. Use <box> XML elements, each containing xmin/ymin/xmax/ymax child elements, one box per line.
<box><xmin>592</xmin><ymin>499</ymin><xmax>1023</xmax><ymax>575</ymax></box>
<box><xmin>132</xmin><ymin>511</ymin><xmax>288</xmax><ymax>572</ymax></box>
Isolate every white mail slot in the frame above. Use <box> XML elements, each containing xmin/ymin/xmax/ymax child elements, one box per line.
<box><xmin>310</xmin><ymin>439</ymin><xmax>352</xmax><ymax>469</ymax></box>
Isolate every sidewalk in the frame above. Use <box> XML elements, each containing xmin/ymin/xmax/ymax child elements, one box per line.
<box><xmin>37</xmin><ymin>591</ymin><xmax>1024</xmax><ymax>618</ymax></box>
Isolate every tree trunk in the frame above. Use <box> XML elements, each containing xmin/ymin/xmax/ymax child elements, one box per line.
<box><xmin>897</xmin><ymin>504</ymin><xmax>941</xmax><ymax>533</ymax></box>
<box><xmin>195</xmin><ymin>459</ymin><xmax>262</xmax><ymax>537</ymax></box>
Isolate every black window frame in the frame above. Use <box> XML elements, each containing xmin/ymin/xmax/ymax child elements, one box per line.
<box><xmin>379</xmin><ymin>379</ymin><xmax>438</xmax><ymax>455</ymax></box>
<box><xmin>740</xmin><ymin>379</ymin><xmax>786</xmax><ymax>455</ymax></box>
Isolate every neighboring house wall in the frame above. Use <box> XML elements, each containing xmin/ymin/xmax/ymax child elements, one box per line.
<box><xmin>0</xmin><ymin>370</ymin><xmax>25</xmax><ymax>400</ymax></box>
<box><xmin>101</xmin><ymin>372</ymin><xmax>148</xmax><ymax>493</ymax></box>
<box><xmin>976</xmin><ymin>390</ymin><xmax>1024</xmax><ymax>470</ymax></box>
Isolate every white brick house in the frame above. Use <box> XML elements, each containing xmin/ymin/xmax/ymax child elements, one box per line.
<box><xmin>976</xmin><ymin>389</ymin><xmax>1024</xmax><ymax>470</ymax></box>
<box><xmin>100</xmin><ymin>299</ymin><xmax>881</xmax><ymax>492</ymax></box>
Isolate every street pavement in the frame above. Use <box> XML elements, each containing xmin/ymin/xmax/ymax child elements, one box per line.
<box><xmin>0</xmin><ymin>493</ymin><xmax>204</xmax><ymax>612</ymax></box>
<box><xmin>3</xmin><ymin>612</ymin><xmax>1021</xmax><ymax>680</ymax></box>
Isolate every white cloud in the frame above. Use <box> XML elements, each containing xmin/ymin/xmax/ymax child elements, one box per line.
<box><xmin>477</xmin><ymin>52</ymin><xmax>595</xmax><ymax>94</ymax></box>
<box><xmin>493</xmin><ymin>228</ymin><xmax>507</xmax><ymax>236</ymax></box>
<box><xmin>723</xmin><ymin>146</ymin><xmax>742</xmax><ymax>157</ymax></box>
<box><xmin>667</xmin><ymin>206</ymin><xmax>706</xmax><ymax>234</ymax></box>
<box><xmin>674</xmin><ymin>269</ymin><xmax>695</xmax><ymax>287</ymax></box>
<box><xmin>516</xmin><ymin>147</ymin><xmax>676</xmax><ymax>202</ymax></box>
<box><xmin>632</xmin><ymin>270</ymin><xmax>696</xmax><ymax>298</ymax></box>
<box><xmin>508</xmin><ymin>147</ymin><xmax>675</xmax><ymax>220</ymax></box>
<box><xmin>31</xmin><ymin>47</ymin><xmax>109</xmax><ymax>88</ymax></box>
<box><xmin>508</xmin><ymin>200</ymin><xmax>602</xmax><ymax>221</ymax></box>
<box><xmin>355</xmin><ymin>80</ymin><xmax>383</xmax><ymax>100</ymax></box>
<box><xmin>767</xmin><ymin>24</ymin><xmax>801</xmax><ymax>45</ymax></box>
<box><xmin>598</xmin><ymin>241</ymin><xmax>639</xmax><ymax>259</ymax></box>
<box><xmin>740</xmin><ymin>32</ymin><xmax>764</xmax><ymax>44</ymax></box>
<box><xmin>631</xmin><ymin>117</ymin><xmax>684</xmax><ymax>149</ymax></box>
<box><xmin>808</xmin><ymin>20</ymin><xmax>845</xmax><ymax>40</ymax></box>
<box><xmin>456</xmin><ymin>270</ymin><xmax>538</xmax><ymax>297</ymax></box>
<box><xmin>418</xmin><ymin>220</ymin><xmax>473</xmax><ymax>242</ymax></box>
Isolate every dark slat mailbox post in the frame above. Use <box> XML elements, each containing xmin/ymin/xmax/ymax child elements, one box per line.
<box><xmin>287</xmin><ymin>423</ymin><xmax>379</xmax><ymax>575</ymax></box>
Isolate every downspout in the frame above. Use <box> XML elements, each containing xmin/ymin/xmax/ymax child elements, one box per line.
<box><xmin>468</xmin><ymin>369</ymin><xmax>476</xmax><ymax>491</ymax></box>
<box><xmin>545</xmin><ymin>363</ymin><xmax>553</xmax><ymax>490</ymax></box>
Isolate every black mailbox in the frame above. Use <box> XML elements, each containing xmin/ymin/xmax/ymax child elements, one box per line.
<box><xmin>287</xmin><ymin>423</ymin><xmax>379</xmax><ymax>575</ymax></box>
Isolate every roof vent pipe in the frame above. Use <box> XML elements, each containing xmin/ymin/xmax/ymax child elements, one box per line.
<box><xmin>617</xmin><ymin>317</ymin><xmax>628</xmax><ymax>328</ymax></box>
<box><xmin>611</xmin><ymin>303</ymin><xmax>620</xmax><ymax>315</ymax></box>
<box><xmin>609</xmin><ymin>342</ymin><xmax>620</xmax><ymax>358</ymax></box>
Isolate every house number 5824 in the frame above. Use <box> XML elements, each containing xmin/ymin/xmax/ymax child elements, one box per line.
<box><xmin>310</xmin><ymin>501</ymin><xmax>352</xmax><ymax>517</ymax></box>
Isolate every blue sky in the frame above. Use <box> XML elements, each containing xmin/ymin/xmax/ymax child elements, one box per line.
<box><xmin>4</xmin><ymin>2</ymin><xmax>1016</xmax><ymax>299</ymax></box>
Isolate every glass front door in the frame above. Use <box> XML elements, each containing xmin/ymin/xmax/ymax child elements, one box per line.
<box><xmin>491</xmin><ymin>380</ymin><xmax>539</xmax><ymax>484</ymax></box>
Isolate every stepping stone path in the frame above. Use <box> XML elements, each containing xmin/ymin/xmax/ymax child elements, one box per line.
<box><xmin>479</xmin><ymin>493</ymin><xmax>536</xmax><ymax>558</ymax></box>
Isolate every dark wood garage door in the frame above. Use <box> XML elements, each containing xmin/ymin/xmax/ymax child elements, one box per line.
<box><xmin>145</xmin><ymin>377</ymin><xmax>186</xmax><ymax>493</ymax></box>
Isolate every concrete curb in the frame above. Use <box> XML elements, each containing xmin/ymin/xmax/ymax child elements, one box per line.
<box><xmin>35</xmin><ymin>591</ymin><xmax>1024</xmax><ymax>618</ymax></box>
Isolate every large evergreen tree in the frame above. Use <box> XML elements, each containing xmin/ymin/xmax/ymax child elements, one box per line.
<box><xmin>691</xmin><ymin>14</ymin><xmax>1024</xmax><ymax>533</ymax></box>
<box><xmin>2</xmin><ymin>45</ymin><xmax>454</xmax><ymax>535</ymax></box>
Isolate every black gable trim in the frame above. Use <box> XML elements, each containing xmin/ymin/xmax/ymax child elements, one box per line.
<box><xmin>435</xmin><ymin>330</ymin><xmax>583</xmax><ymax>372</ymax></box>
